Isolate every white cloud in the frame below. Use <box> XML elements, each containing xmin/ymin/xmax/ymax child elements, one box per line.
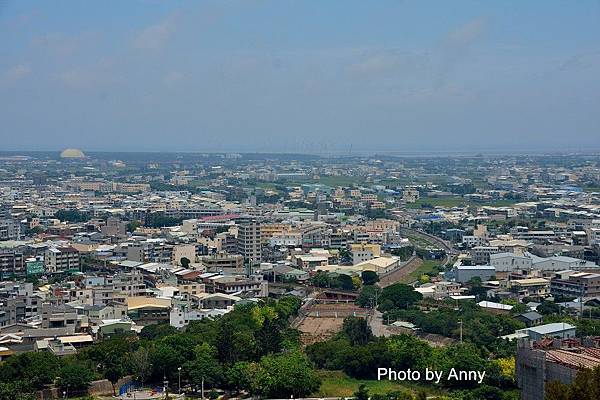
<box><xmin>132</xmin><ymin>15</ymin><xmax>177</xmax><ymax>51</ymax></box>
<box><xmin>0</xmin><ymin>64</ymin><xmax>31</xmax><ymax>86</ymax></box>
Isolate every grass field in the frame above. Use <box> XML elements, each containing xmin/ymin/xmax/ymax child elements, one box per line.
<box><xmin>583</xmin><ymin>186</ymin><xmax>600</xmax><ymax>193</ymax></box>
<box><xmin>315</xmin><ymin>176</ymin><xmax>365</xmax><ymax>187</ymax></box>
<box><xmin>400</xmin><ymin>260</ymin><xmax>440</xmax><ymax>283</ymax></box>
<box><xmin>405</xmin><ymin>197</ymin><xmax>465</xmax><ymax>209</ymax></box>
<box><xmin>405</xmin><ymin>196</ymin><xmax>518</xmax><ymax>209</ymax></box>
<box><xmin>406</xmin><ymin>233</ymin><xmax>434</xmax><ymax>248</ymax></box>
<box><xmin>314</xmin><ymin>370</ymin><xmax>443</xmax><ymax>398</ymax></box>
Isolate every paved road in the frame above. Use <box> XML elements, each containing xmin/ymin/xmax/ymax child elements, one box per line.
<box><xmin>368</xmin><ymin>309</ymin><xmax>394</xmax><ymax>337</ymax></box>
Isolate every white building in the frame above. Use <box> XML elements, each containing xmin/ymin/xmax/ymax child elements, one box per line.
<box><xmin>455</xmin><ymin>265</ymin><xmax>496</xmax><ymax>283</ymax></box>
<box><xmin>491</xmin><ymin>252</ymin><xmax>533</xmax><ymax>272</ymax></box>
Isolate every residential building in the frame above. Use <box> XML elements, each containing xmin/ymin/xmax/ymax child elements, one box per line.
<box><xmin>237</xmin><ymin>220</ymin><xmax>262</xmax><ymax>264</ymax></box>
<box><xmin>550</xmin><ymin>270</ymin><xmax>600</xmax><ymax>300</ymax></box>
<box><xmin>44</xmin><ymin>247</ymin><xmax>80</xmax><ymax>273</ymax></box>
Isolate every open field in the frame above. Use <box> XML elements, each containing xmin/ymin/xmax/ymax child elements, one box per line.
<box><xmin>313</xmin><ymin>370</ymin><xmax>447</xmax><ymax>398</ymax></box>
<box><xmin>399</xmin><ymin>260</ymin><xmax>440</xmax><ymax>284</ymax></box>
<box><xmin>297</xmin><ymin>317</ymin><xmax>344</xmax><ymax>345</ymax></box>
<box><xmin>297</xmin><ymin>303</ymin><xmax>369</xmax><ymax>345</ymax></box>
<box><xmin>405</xmin><ymin>196</ymin><xmax>519</xmax><ymax>209</ymax></box>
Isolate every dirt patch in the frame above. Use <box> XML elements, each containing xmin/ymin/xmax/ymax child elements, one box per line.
<box><xmin>297</xmin><ymin>303</ymin><xmax>370</xmax><ymax>345</ymax></box>
<box><xmin>298</xmin><ymin>316</ymin><xmax>344</xmax><ymax>345</ymax></box>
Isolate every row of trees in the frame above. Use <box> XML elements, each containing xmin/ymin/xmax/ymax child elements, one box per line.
<box><xmin>356</xmin><ymin>283</ymin><xmax>423</xmax><ymax>310</ymax></box>
<box><xmin>0</xmin><ymin>297</ymin><xmax>321</xmax><ymax>399</ymax></box>
<box><xmin>306</xmin><ymin>317</ymin><xmax>516</xmax><ymax>394</ymax></box>
<box><xmin>383</xmin><ymin>301</ymin><xmax>523</xmax><ymax>357</ymax></box>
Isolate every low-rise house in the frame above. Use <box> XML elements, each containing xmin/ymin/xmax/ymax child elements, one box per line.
<box><xmin>516</xmin><ymin>322</ymin><xmax>576</xmax><ymax>340</ymax></box>
<box><xmin>126</xmin><ymin>297</ymin><xmax>171</xmax><ymax>326</ymax></box>
<box><xmin>514</xmin><ymin>311</ymin><xmax>544</xmax><ymax>328</ymax></box>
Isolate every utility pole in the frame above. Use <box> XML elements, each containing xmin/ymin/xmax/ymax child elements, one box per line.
<box><xmin>178</xmin><ymin>367</ymin><xmax>182</xmax><ymax>395</ymax></box>
<box><xmin>201</xmin><ymin>377</ymin><xmax>205</xmax><ymax>400</ymax></box>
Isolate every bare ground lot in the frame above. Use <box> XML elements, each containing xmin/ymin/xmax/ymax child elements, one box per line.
<box><xmin>297</xmin><ymin>303</ymin><xmax>370</xmax><ymax>345</ymax></box>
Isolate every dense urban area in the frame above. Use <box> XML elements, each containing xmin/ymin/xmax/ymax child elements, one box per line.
<box><xmin>1</xmin><ymin>149</ymin><xmax>600</xmax><ymax>400</ymax></box>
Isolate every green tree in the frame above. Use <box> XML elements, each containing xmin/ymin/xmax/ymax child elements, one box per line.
<box><xmin>387</xmin><ymin>334</ymin><xmax>432</xmax><ymax>371</ymax></box>
<box><xmin>140</xmin><ymin>323</ymin><xmax>177</xmax><ymax>340</ymax></box>
<box><xmin>378</xmin><ymin>283</ymin><xmax>423</xmax><ymax>311</ymax></box>
<box><xmin>257</xmin><ymin>316</ymin><xmax>283</xmax><ymax>356</ymax></box>
<box><xmin>180</xmin><ymin>257</ymin><xmax>191</xmax><ymax>268</ymax></box>
<box><xmin>538</xmin><ymin>301</ymin><xmax>560</xmax><ymax>315</ymax></box>
<box><xmin>342</xmin><ymin>316</ymin><xmax>373</xmax><ymax>345</ymax></box>
<box><xmin>184</xmin><ymin>343</ymin><xmax>224</xmax><ymax>388</ymax></box>
<box><xmin>361</xmin><ymin>270</ymin><xmax>379</xmax><ymax>285</ymax></box>
<box><xmin>510</xmin><ymin>303</ymin><xmax>529</xmax><ymax>315</ymax></box>
<box><xmin>55</xmin><ymin>209</ymin><xmax>89</xmax><ymax>223</ymax></box>
<box><xmin>150</xmin><ymin>334</ymin><xmax>196</xmax><ymax>381</ymax></box>
<box><xmin>0</xmin><ymin>351</ymin><xmax>61</xmax><ymax>389</ymax></box>
<box><xmin>354</xmin><ymin>384</ymin><xmax>369</xmax><ymax>400</ymax></box>
<box><xmin>252</xmin><ymin>352</ymin><xmax>320</xmax><ymax>398</ymax></box>
<box><xmin>332</xmin><ymin>274</ymin><xmax>354</xmax><ymax>290</ymax></box>
<box><xmin>130</xmin><ymin>347</ymin><xmax>152</xmax><ymax>384</ymax></box>
<box><xmin>57</xmin><ymin>363</ymin><xmax>94</xmax><ymax>393</ymax></box>
<box><xmin>310</xmin><ymin>271</ymin><xmax>330</xmax><ymax>287</ymax></box>
<box><xmin>226</xmin><ymin>361</ymin><xmax>256</xmax><ymax>393</ymax></box>
<box><xmin>356</xmin><ymin>285</ymin><xmax>382</xmax><ymax>308</ymax></box>
<box><xmin>0</xmin><ymin>382</ymin><xmax>35</xmax><ymax>400</ymax></box>
<box><xmin>126</xmin><ymin>220</ymin><xmax>141</xmax><ymax>232</ymax></box>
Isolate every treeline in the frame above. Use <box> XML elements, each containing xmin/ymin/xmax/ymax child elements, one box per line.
<box><xmin>0</xmin><ymin>297</ymin><xmax>320</xmax><ymax>399</ymax></box>
<box><xmin>356</xmin><ymin>283</ymin><xmax>522</xmax><ymax>357</ymax></box>
<box><xmin>144</xmin><ymin>213</ymin><xmax>185</xmax><ymax>228</ymax></box>
<box><xmin>55</xmin><ymin>209</ymin><xmax>90</xmax><ymax>223</ymax></box>
<box><xmin>306</xmin><ymin>317</ymin><xmax>518</xmax><ymax>399</ymax></box>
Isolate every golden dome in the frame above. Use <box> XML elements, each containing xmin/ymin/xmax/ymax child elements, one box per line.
<box><xmin>60</xmin><ymin>148</ymin><xmax>85</xmax><ymax>158</ymax></box>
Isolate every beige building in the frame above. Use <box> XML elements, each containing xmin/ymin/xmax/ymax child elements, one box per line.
<box><xmin>237</xmin><ymin>220</ymin><xmax>261</xmax><ymax>264</ymax></box>
<box><xmin>201</xmin><ymin>253</ymin><xmax>244</xmax><ymax>274</ymax></box>
<box><xmin>350</xmin><ymin>243</ymin><xmax>381</xmax><ymax>265</ymax></box>
<box><xmin>172</xmin><ymin>244</ymin><xmax>196</xmax><ymax>266</ymax></box>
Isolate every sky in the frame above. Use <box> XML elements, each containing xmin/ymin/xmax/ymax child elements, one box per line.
<box><xmin>1</xmin><ymin>0</ymin><xmax>600</xmax><ymax>154</ymax></box>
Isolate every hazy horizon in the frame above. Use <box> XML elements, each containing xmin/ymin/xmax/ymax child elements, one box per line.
<box><xmin>2</xmin><ymin>1</ymin><xmax>600</xmax><ymax>153</ymax></box>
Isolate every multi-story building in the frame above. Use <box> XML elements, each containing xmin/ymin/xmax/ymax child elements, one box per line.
<box><xmin>506</xmin><ymin>278</ymin><xmax>551</xmax><ymax>298</ymax></box>
<box><xmin>550</xmin><ymin>270</ymin><xmax>600</xmax><ymax>300</ymax></box>
<box><xmin>201</xmin><ymin>253</ymin><xmax>244</xmax><ymax>274</ymax></box>
<box><xmin>454</xmin><ymin>265</ymin><xmax>496</xmax><ymax>283</ymax></box>
<box><xmin>237</xmin><ymin>220</ymin><xmax>261</xmax><ymax>265</ymax></box>
<box><xmin>350</xmin><ymin>243</ymin><xmax>381</xmax><ymax>265</ymax></box>
<box><xmin>0</xmin><ymin>249</ymin><xmax>25</xmax><ymax>279</ymax></box>
<box><xmin>172</xmin><ymin>244</ymin><xmax>196</xmax><ymax>266</ymax></box>
<box><xmin>41</xmin><ymin>303</ymin><xmax>78</xmax><ymax>329</ymax></box>
<box><xmin>44</xmin><ymin>247</ymin><xmax>80</xmax><ymax>273</ymax></box>
<box><xmin>0</xmin><ymin>219</ymin><xmax>20</xmax><ymax>241</ymax></box>
<box><xmin>471</xmin><ymin>246</ymin><xmax>501</xmax><ymax>265</ymax></box>
<box><xmin>101</xmin><ymin>217</ymin><xmax>127</xmax><ymax>238</ymax></box>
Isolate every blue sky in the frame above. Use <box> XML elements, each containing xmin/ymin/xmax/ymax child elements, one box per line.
<box><xmin>1</xmin><ymin>0</ymin><xmax>599</xmax><ymax>153</ymax></box>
